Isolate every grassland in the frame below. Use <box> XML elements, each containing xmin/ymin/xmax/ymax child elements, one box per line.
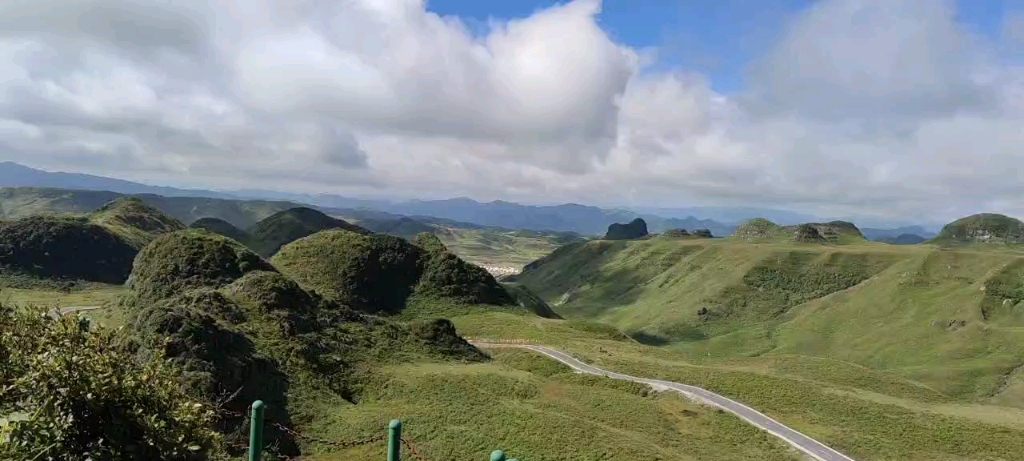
<box><xmin>429</xmin><ymin>226</ymin><xmax>586</xmax><ymax>269</ymax></box>
<box><xmin>514</xmin><ymin>239</ymin><xmax>1024</xmax><ymax>389</ymax></box>
<box><xmin>16</xmin><ymin>280</ymin><xmax>1024</xmax><ymax>460</ymax></box>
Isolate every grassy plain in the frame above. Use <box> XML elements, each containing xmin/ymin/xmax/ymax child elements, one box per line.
<box><xmin>17</xmin><ymin>279</ymin><xmax>1024</xmax><ymax>460</ymax></box>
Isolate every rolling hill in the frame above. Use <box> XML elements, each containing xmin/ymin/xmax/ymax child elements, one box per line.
<box><xmin>0</xmin><ymin>187</ymin><xmax>583</xmax><ymax>269</ymax></box>
<box><xmin>245</xmin><ymin>207</ymin><xmax>371</xmax><ymax>257</ymax></box>
<box><xmin>509</xmin><ymin>214</ymin><xmax>1024</xmax><ymax>413</ymax></box>
<box><xmin>188</xmin><ymin>217</ymin><xmax>251</xmax><ymax>243</ymax></box>
<box><xmin>929</xmin><ymin>213</ymin><xmax>1024</xmax><ymax>244</ymax></box>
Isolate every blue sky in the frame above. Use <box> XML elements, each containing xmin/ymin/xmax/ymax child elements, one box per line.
<box><xmin>426</xmin><ymin>0</ymin><xmax>1020</xmax><ymax>93</ymax></box>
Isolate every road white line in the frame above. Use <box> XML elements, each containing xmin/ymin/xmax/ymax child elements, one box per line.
<box><xmin>472</xmin><ymin>342</ymin><xmax>855</xmax><ymax>461</ymax></box>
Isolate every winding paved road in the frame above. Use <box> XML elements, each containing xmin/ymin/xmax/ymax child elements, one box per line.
<box><xmin>471</xmin><ymin>342</ymin><xmax>855</xmax><ymax>461</ymax></box>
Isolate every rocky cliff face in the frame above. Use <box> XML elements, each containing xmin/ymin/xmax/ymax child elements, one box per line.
<box><xmin>604</xmin><ymin>218</ymin><xmax>649</xmax><ymax>240</ymax></box>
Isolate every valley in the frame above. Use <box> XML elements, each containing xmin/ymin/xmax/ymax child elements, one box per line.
<box><xmin>3</xmin><ymin>186</ymin><xmax>1024</xmax><ymax>460</ymax></box>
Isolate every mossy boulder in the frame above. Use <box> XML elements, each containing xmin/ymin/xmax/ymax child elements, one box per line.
<box><xmin>189</xmin><ymin>217</ymin><xmax>250</xmax><ymax>244</ymax></box>
<box><xmin>272</xmin><ymin>230</ymin><xmax>424</xmax><ymax>314</ymax></box>
<box><xmin>0</xmin><ymin>215</ymin><xmax>137</xmax><ymax>283</ymax></box>
<box><xmin>604</xmin><ymin>218</ymin><xmax>649</xmax><ymax>240</ymax></box>
<box><xmin>125</xmin><ymin>229</ymin><xmax>275</xmax><ymax>304</ymax></box>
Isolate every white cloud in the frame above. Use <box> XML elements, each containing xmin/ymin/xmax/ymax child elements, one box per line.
<box><xmin>0</xmin><ymin>0</ymin><xmax>1021</xmax><ymax>225</ymax></box>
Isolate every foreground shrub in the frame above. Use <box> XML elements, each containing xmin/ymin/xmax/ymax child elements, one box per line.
<box><xmin>0</xmin><ymin>304</ymin><xmax>221</xmax><ymax>460</ymax></box>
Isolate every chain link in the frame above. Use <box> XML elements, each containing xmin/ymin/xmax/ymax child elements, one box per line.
<box><xmin>217</xmin><ymin>407</ymin><xmax>401</xmax><ymax>456</ymax></box>
<box><xmin>401</xmin><ymin>437</ymin><xmax>429</xmax><ymax>461</ymax></box>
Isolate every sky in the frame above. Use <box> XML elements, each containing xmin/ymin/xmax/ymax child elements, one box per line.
<box><xmin>0</xmin><ymin>0</ymin><xmax>1023</xmax><ymax>226</ymax></box>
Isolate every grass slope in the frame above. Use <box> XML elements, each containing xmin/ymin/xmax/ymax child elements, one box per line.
<box><xmin>511</xmin><ymin>236</ymin><xmax>1024</xmax><ymax>413</ymax></box>
<box><xmin>88</xmin><ymin>197</ymin><xmax>185</xmax><ymax>248</ymax></box>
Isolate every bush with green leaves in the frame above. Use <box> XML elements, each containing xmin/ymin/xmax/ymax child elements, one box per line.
<box><xmin>0</xmin><ymin>304</ymin><xmax>222</xmax><ymax>461</ymax></box>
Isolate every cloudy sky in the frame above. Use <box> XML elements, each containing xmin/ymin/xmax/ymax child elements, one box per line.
<box><xmin>0</xmin><ymin>0</ymin><xmax>1022</xmax><ymax>225</ymax></box>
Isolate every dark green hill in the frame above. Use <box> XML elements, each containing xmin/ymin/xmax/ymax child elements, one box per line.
<box><xmin>271</xmin><ymin>230</ymin><xmax>423</xmax><ymax>314</ymax></box>
<box><xmin>604</xmin><ymin>218</ymin><xmax>648</xmax><ymax>240</ymax></box>
<box><xmin>356</xmin><ymin>217</ymin><xmax>435</xmax><ymax>239</ymax></box>
<box><xmin>89</xmin><ymin>197</ymin><xmax>185</xmax><ymax>248</ymax></box>
<box><xmin>189</xmin><ymin>217</ymin><xmax>250</xmax><ymax>243</ymax></box>
<box><xmin>732</xmin><ymin>218</ymin><xmax>864</xmax><ymax>244</ymax></box>
<box><xmin>0</xmin><ymin>215</ymin><xmax>136</xmax><ymax>283</ymax></box>
<box><xmin>118</xmin><ymin>229</ymin><xmax>487</xmax><ymax>457</ymax></box>
<box><xmin>247</xmin><ymin>207</ymin><xmax>370</xmax><ymax>257</ymax></box>
<box><xmin>930</xmin><ymin>213</ymin><xmax>1024</xmax><ymax>244</ymax></box>
<box><xmin>124</xmin><ymin>229</ymin><xmax>276</xmax><ymax>303</ymax></box>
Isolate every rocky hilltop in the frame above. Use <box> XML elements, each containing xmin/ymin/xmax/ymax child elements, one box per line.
<box><xmin>733</xmin><ymin>218</ymin><xmax>864</xmax><ymax>243</ymax></box>
<box><xmin>931</xmin><ymin>213</ymin><xmax>1024</xmax><ymax>243</ymax></box>
<box><xmin>604</xmin><ymin>218</ymin><xmax>649</xmax><ymax>240</ymax></box>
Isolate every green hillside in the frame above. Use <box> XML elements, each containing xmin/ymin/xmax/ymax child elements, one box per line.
<box><xmin>188</xmin><ymin>217</ymin><xmax>251</xmax><ymax>243</ymax></box>
<box><xmin>0</xmin><ymin>187</ymin><xmax>582</xmax><ymax>270</ymax></box>
<box><xmin>0</xmin><ymin>215</ymin><xmax>137</xmax><ymax>284</ymax></box>
<box><xmin>510</xmin><ymin>234</ymin><xmax>1024</xmax><ymax>408</ymax></box>
<box><xmin>732</xmin><ymin>218</ymin><xmax>867</xmax><ymax>244</ymax></box>
<box><xmin>930</xmin><ymin>213</ymin><xmax>1024</xmax><ymax>244</ymax></box>
<box><xmin>271</xmin><ymin>229</ymin><xmax>516</xmax><ymax>315</ymax></box>
<box><xmin>246</xmin><ymin>207</ymin><xmax>371</xmax><ymax>257</ymax></box>
<box><xmin>88</xmin><ymin>197</ymin><xmax>185</xmax><ymax>248</ymax></box>
<box><xmin>0</xmin><ymin>186</ymin><xmax>296</xmax><ymax>229</ymax></box>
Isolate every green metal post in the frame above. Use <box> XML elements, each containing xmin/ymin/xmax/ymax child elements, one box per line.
<box><xmin>490</xmin><ymin>450</ymin><xmax>506</xmax><ymax>461</ymax></box>
<box><xmin>387</xmin><ymin>419</ymin><xmax>402</xmax><ymax>461</ymax></box>
<box><xmin>248</xmin><ymin>400</ymin><xmax>265</xmax><ymax>461</ymax></box>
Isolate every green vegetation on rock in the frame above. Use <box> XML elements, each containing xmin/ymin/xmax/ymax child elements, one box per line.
<box><xmin>273</xmin><ymin>229</ymin><xmax>517</xmax><ymax>315</ymax></box>
<box><xmin>0</xmin><ymin>215</ymin><xmax>137</xmax><ymax>284</ymax></box>
<box><xmin>124</xmin><ymin>229</ymin><xmax>275</xmax><ymax>303</ymax></box>
<box><xmin>410</xmin><ymin>231</ymin><xmax>447</xmax><ymax>253</ymax></box>
<box><xmin>931</xmin><ymin>213</ymin><xmax>1024</xmax><ymax>244</ymax></box>
<box><xmin>272</xmin><ymin>230</ymin><xmax>424</xmax><ymax>314</ymax></box>
<box><xmin>88</xmin><ymin>197</ymin><xmax>186</xmax><ymax>248</ymax></box>
<box><xmin>732</xmin><ymin>218</ymin><xmax>864</xmax><ymax>244</ymax></box>
<box><xmin>247</xmin><ymin>207</ymin><xmax>370</xmax><ymax>257</ymax></box>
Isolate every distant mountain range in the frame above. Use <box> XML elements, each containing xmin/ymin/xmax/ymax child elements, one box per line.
<box><xmin>0</xmin><ymin>162</ymin><xmax>932</xmax><ymax>238</ymax></box>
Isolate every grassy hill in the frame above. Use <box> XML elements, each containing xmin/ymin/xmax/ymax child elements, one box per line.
<box><xmin>732</xmin><ymin>218</ymin><xmax>866</xmax><ymax>244</ymax></box>
<box><xmin>930</xmin><ymin>213</ymin><xmax>1024</xmax><ymax>244</ymax></box>
<box><xmin>88</xmin><ymin>197</ymin><xmax>185</xmax><ymax>248</ymax></box>
<box><xmin>0</xmin><ymin>187</ymin><xmax>583</xmax><ymax>270</ymax></box>
<box><xmin>188</xmin><ymin>217</ymin><xmax>251</xmax><ymax>243</ymax></box>
<box><xmin>509</xmin><ymin>232</ymin><xmax>1024</xmax><ymax>408</ymax></box>
<box><xmin>8</xmin><ymin>203</ymin><xmax>1024</xmax><ymax>459</ymax></box>
<box><xmin>0</xmin><ymin>215</ymin><xmax>137</xmax><ymax>284</ymax></box>
<box><xmin>246</xmin><ymin>207</ymin><xmax>371</xmax><ymax>257</ymax></box>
